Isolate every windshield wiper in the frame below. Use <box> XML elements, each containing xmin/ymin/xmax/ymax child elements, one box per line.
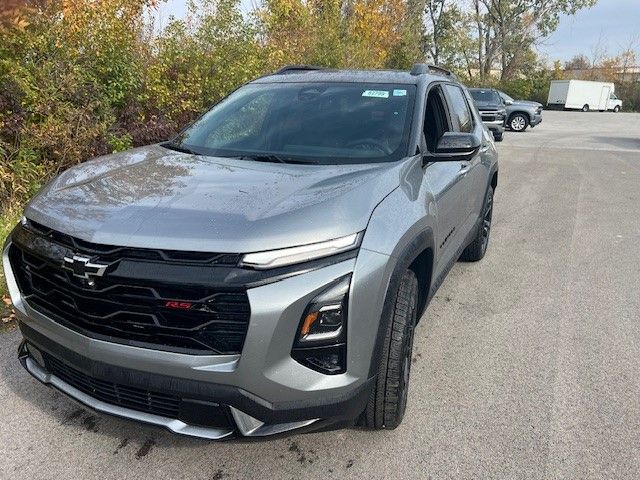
<box><xmin>162</xmin><ymin>142</ymin><xmax>201</xmax><ymax>156</ymax></box>
<box><xmin>235</xmin><ymin>154</ymin><xmax>317</xmax><ymax>165</ymax></box>
<box><xmin>236</xmin><ymin>154</ymin><xmax>287</xmax><ymax>164</ymax></box>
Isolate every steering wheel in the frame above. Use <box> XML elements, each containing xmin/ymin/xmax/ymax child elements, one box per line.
<box><xmin>345</xmin><ymin>138</ymin><xmax>392</xmax><ymax>155</ymax></box>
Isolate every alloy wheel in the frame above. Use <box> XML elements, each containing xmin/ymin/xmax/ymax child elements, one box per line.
<box><xmin>510</xmin><ymin>115</ymin><xmax>527</xmax><ymax>131</ymax></box>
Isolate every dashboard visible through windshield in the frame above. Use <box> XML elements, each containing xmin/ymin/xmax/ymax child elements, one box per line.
<box><xmin>168</xmin><ymin>82</ymin><xmax>416</xmax><ymax>164</ymax></box>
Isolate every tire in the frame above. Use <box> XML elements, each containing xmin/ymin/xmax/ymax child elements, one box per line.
<box><xmin>582</xmin><ymin>104</ymin><xmax>589</xmax><ymax>112</ymax></box>
<box><xmin>493</xmin><ymin>132</ymin><xmax>503</xmax><ymax>142</ymax></box>
<box><xmin>460</xmin><ymin>186</ymin><xmax>493</xmax><ymax>262</ymax></box>
<box><xmin>508</xmin><ymin>113</ymin><xmax>529</xmax><ymax>132</ymax></box>
<box><xmin>613</xmin><ymin>105</ymin><xmax>620</xmax><ymax>113</ymax></box>
<box><xmin>362</xmin><ymin>269</ymin><xmax>418</xmax><ymax>429</ymax></box>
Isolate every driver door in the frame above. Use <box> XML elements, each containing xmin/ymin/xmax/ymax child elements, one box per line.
<box><xmin>423</xmin><ymin>84</ymin><xmax>468</xmax><ymax>275</ymax></box>
<box><xmin>442</xmin><ymin>84</ymin><xmax>485</xmax><ymax>236</ymax></box>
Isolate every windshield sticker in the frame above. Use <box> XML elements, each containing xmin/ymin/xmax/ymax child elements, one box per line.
<box><xmin>362</xmin><ymin>90</ymin><xmax>389</xmax><ymax>98</ymax></box>
<box><xmin>393</xmin><ymin>89</ymin><xmax>407</xmax><ymax>96</ymax></box>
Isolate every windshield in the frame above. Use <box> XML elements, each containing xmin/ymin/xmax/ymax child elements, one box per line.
<box><xmin>499</xmin><ymin>91</ymin><xmax>514</xmax><ymax>103</ymax></box>
<box><xmin>169</xmin><ymin>82</ymin><xmax>416</xmax><ymax>164</ymax></box>
<box><xmin>470</xmin><ymin>89</ymin><xmax>501</xmax><ymax>104</ymax></box>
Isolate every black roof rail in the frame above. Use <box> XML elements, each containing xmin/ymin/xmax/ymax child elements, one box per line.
<box><xmin>274</xmin><ymin>65</ymin><xmax>325</xmax><ymax>75</ymax></box>
<box><xmin>410</xmin><ymin>63</ymin><xmax>457</xmax><ymax>79</ymax></box>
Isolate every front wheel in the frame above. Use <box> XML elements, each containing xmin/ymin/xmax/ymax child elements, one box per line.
<box><xmin>613</xmin><ymin>105</ymin><xmax>621</xmax><ymax>113</ymax></box>
<box><xmin>509</xmin><ymin>113</ymin><xmax>529</xmax><ymax>132</ymax></box>
<box><xmin>582</xmin><ymin>104</ymin><xmax>590</xmax><ymax>112</ymax></box>
<box><xmin>362</xmin><ymin>269</ymin><xmax>418</xmax><ymax>429</ymax></box>
<box><xmin>460</xmin><ymin>186</ymin><xmax>493</xmax><ymax>262</ymax></box>
<box><xmin>493</xmin><ymin>132</ymin><xmax>504</xmax><ymax>142</ymax></box>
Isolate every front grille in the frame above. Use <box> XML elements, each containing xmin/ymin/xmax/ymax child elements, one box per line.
<box><xmin>44</xmin><ymin>352</ymin><xmax>181</xmax><ymax>418</ymax></box>
<box><xmin>480</xmin><ymin>110</ymin><xmax>501</xmax><ymax>121</ymax></box>
<box><xmin>9</xmin><ymin>226</ymin><xmax>251</xmax><ymax>355</ymax></box>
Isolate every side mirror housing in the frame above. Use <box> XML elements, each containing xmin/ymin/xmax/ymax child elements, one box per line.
<box><xmin>504</xmin><ymin>99</ymin><xmax>513</xmax><ymax>105</ymax></box>
<box><xmin>427</xmin><ymin>132</ymin><xmax>480</xmax><ymax>162</ymax></box>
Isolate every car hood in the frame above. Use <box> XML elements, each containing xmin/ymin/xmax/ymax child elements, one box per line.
<box><xmin>511</xmin><ymin>100</ymin><xmax>542</xmax><ymax>108</ymax></box>
<box><xmin>25</xmin><ymin>145</ymin><xmax>403</xmax><ymax>253</ymax></box>
<box><xmin>474</xmin><ymin>102</ymin><xmax>503</xmax><ymax>110</ymax></box>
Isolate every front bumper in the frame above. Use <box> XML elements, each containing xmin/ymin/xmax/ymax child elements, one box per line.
<box><xmin>530</xmin><ymin>113</ymin><xmax>542</xmax><ymax>127</ymax></box>
<box><xmin>17</xmin><ymin>331</ymin><xmax>373</xmax><ymax>439</ymax></box>
<box><xmin>4</xmin><ymin>236</ymin><xmax>388</xmax><ymax>439</ymax></box>
<box><xmin>481</xmin><ymin>119</ymin><xmax>505</xmax><ymax>134</ymax></box>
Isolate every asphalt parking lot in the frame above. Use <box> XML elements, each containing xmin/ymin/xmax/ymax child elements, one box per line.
<box><xmin>1</xmin><ymin>110</ymin><xmax>639</xmax><ymax>480</ymax></box>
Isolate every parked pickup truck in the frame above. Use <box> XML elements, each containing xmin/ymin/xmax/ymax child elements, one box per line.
<box><xmin>468</xmin><ymin>88</ymin><xmax>506</xmax><ymax>141</ymax></box>
<box><xmin>497</xmin><ymin>90</ymin><xmax>543</xmax><ymax>132</ymax></box>
<box><xmin>3</xmin><ymin>64</ymin><xmax>498</xmax><ymax>440</ymax></box>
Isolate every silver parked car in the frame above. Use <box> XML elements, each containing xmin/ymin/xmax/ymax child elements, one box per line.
<box><xmin>3</xmin><ymin>64</ymin><xmax>498</xmax><ymax>439</ymax></box>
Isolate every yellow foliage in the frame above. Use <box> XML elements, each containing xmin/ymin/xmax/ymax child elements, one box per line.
<box><xmin>346</xmin><ymin>0</ymin><xmax>406</xmax><ymax>68</ymax></box>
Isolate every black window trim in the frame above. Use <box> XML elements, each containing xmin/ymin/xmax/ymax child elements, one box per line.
<box><xmin>441</xmin><ymin>83</ymin><xmax>475</xmax><ymax>133</ymax></box>
<box><xmin>421</xmin><ymin>81</ymin><xmax>455</xmax><ymax>155</ymax></box>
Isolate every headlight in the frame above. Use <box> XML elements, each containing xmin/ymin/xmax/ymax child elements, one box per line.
<box><xmin>240</xmin><ymin>232</ymin><xmax>361</xmax><ymax>269</ymax></box>
<box><xmin>498</xmin><ymin>109</ymin><xmax>506</xmax><ymax>118</ymax></box>
<box><xmin>296</xmin><ymin>275</ymin><xmax>349</xmax><ymax>345</ymax></box>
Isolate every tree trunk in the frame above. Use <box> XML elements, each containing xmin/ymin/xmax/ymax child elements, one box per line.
<box><xmin>474</xmin><ymin>0</ymin><xmax>484</xmax><ymax>79</ymax></box>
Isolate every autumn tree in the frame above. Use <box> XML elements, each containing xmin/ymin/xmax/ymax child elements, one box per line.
<box><xmin>385</xmin><ymin>0</ymin><xmax>426</xmax><ymax>68</ymax></box>
<box><xmin>564</xmin><ymin>54</ymin><xmax>591</xmax><ymax>70</ymax></box>
<box><xmin>257</xmin><ymin>0</ymin><xmax>315</xmax><ymax>67</ymax></box>
<box><xmin>345</xmin><ymin>0</ymin><xmax>407</xmax><ymax>68</ymax></box>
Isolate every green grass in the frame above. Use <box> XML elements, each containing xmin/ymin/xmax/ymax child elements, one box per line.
<box><xmin>1</xmin><ymin>209</ymin><xmax>20</xmax><ymax>327</ymax></box>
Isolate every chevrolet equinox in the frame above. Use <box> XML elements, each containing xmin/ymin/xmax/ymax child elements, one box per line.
<box><xmin>3</xmin><ymin>64</ymin><xmax>498</xmax><ymax>439</ymax></box>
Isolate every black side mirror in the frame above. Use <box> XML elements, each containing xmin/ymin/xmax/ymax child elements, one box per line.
<box><xmin>428</xmin><ymin>132</ymin><xmax>480</xmax><ymax>162</ymax></box>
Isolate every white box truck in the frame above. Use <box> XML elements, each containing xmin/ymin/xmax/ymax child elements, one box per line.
<box><xmin>547</xmin><ymin>80</ymin><xmax>622</xmax><ymax>112</ymax></box>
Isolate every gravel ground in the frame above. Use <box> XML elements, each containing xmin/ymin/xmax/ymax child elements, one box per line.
<box><xmin>1</xmin><ymin>110</ymin><xmax>639</xmax><ymax>480</ymax></box>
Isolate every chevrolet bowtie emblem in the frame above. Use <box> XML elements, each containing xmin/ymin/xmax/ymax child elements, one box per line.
<box><xmin>62</xmin><ymin>255</ymin><xmax>108</xmax><ymax>280</ymax></box>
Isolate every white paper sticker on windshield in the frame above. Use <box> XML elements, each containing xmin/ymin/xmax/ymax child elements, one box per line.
<box><xmin>393</xmin><ymin>89</ymin><xmax>407</xmax><ymax>96</ymax></box>
<box><xmin>362</xmin><ymin>90</ymin><xmax>389</xmax><ymax>98</ymax></box>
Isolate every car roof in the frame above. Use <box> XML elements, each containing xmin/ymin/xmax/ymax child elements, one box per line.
<box><xmin>252</xmin><ymin>67</ymin><xmax>456</xmax><ymax>86</ymax></box>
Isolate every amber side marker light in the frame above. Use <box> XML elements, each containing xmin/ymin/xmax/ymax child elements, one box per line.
<box><xmin>300</xmin><ymin>312</ymin><xmax>319</xmax><ymax>337</ymax></box>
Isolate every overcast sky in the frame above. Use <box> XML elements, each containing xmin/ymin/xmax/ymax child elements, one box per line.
<box><xmin>159</xmin><ymin>0</ymin><xmax>640</xmax><ymax>64</ymax></box>
<box><xmin>538</xmin><ymin>0</ymin><xmax>640</xmax><ymax>63</ymax></box>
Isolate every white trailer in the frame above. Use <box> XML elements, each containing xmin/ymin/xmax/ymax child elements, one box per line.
<box><xmin>547</xmin><ymin>80</ymin><xmax>622</xmax><ymax>112</ymax></box>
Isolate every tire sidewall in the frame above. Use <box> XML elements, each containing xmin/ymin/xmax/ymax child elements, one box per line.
<box><xmin>397</xmin><ymin>309</ymin><xmax>417</xmax><ymax>419</ymax></box>
<box><xmin>363</xmin><ymin>269</ymin><xmax>418</xmax><ymax>429</ymax></box>
<box><xmin>480</xmin><ymin>187</ymin><xmax>494</xmax><ymax>255</ymax></box>
<box><xmin>386</xmin><ymin>271</ymin><xmax>418</xmax><ymax>427</ymax></box>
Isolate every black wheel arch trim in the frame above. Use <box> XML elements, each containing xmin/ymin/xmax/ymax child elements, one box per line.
<box><xmin>489</xmin><ymin>163</ymin><xmax>498</xmax><ymax>190</ymax></box>
<box><xmin>366</xmin><ymin>227</ymin><xmax>435</xmax><ymax>378</ymax></box>
<box><xmin>509</xmin><ymin>110</ymin><xmax>532</xmax><ymax>123</ymax></box>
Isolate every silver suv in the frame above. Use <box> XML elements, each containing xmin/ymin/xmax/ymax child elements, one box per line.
<box><xmin>3</xmin><ymin>64</ymin><xmax>498</xmax><ymax>439</ymax></box>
